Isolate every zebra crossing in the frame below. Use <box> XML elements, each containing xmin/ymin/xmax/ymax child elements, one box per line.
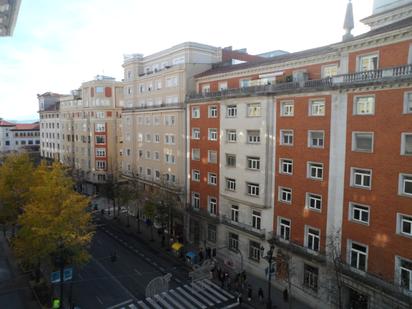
<box><xmin>110</xmin><ymin>279</ymin><xmax>238</xmax><ymax>309</ymax></box>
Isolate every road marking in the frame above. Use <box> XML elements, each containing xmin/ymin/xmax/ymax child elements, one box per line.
<box><xmin>145</xmin><ymin>257</ymin><xmax>150</xmax><ymax>262</ymax></box>
<box><xmin>159</xmin><ymin>267</ymin><xmax>165</xmax><ymax>272</ymax></box>
<box><xmin>134</xmin><ymin>269</ymin><xmax>142</xmax><ymax>276</ymax></box>
<box><xmin>174</xmin><ymin>278</ymin><xmax>182</xmax><ymax>283</ymax></box>
<box><xmin>139</xmin><ymin>253</ymin><xmax>144</xmax><ymax>257</ymax></box>
<box><xmin>96</xmin><ymin>296</ymin><xmax>103</xmax><ymax>305</ymax></box>
<box><xmin>152</xmin><ymin>262</ymin><xmax>157</xmax><ymax>266</ymax></box>
<box><xmin>106</xmin><ymin>299</ymin><xmax>133</xmax><ymax>309</ymax></box>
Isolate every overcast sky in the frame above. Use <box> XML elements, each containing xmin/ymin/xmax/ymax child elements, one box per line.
<box><xmin>0</xmin><ymin>0</ymin><xmax>373</xmax><ymax>121</ymax></box>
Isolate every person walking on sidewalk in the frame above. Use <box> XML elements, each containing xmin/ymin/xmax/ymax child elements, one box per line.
<box><xmin>258</xmin><ymin>287</ymin><xmax>264</xmax><ymax>303</ymax></box>
<box><xmin>247</xmin><ymin>284</ymin><xmax>253</xmax><ymax>301</ymax></box>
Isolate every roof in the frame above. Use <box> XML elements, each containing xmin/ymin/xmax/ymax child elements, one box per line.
<box><xmin>11</xmin><ymin>123</ymin><xmax>40</xmax><ymax>131</ymax></box>
<box><xmin>0</xmin><ymin>120</ymin><xmax>15</xmax><ymax>126</ymax></box>
<box><xmin>195</xmin><ymin>16</ymin><xmax>412</xmax><ymax>79</ymax></box>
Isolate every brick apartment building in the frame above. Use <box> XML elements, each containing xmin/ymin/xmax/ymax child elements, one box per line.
<box><xmin>187</xmin><ymin>1</ymin><xmax>412</xmax><ymax>308</ymax></box>
<box><xmin>0</xmin><ymin>119</ymin><xmax>40</xmax><ymax>154</ymax></box>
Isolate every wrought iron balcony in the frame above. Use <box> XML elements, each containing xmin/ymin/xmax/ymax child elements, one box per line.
<box><xmin>123</xmin><ymin>102</ymin><xmax>184</xmax><ymax>111</ymax></box>
<box><xmin>220</xmin><ymin>215</ymin><xmax>266</xmax><ymax>239</ymax></box>
<box><xmin>187</xmin><ymin>64</ymin><xmax>412</xmax><ymax>101</ymax></box>
<box><xmin>272</xmin><ymin>236</ymin><xmax>326</xmax><ymax>264</ymax></box>
<box><xmin>185</xmin><ymin>205</ymin><xmax>220</xmax><ymax>223</ymax></box>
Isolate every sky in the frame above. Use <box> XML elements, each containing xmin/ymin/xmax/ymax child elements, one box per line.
<box><xmin>0</xmin><ymin>0</ymin><xmax>373</xmax><ymax>121</ymax></box>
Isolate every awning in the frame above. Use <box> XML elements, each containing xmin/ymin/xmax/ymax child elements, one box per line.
<box><xmin>171</xmin><ymin>242</ymin><xmax>183</xmax><ymax>251</ymax></box>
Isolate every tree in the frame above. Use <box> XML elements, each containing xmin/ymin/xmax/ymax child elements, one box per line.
<box><xmin>143</xmin><ymin>198</ymin><xmax>156</xmax><ymax>241</ymax></box>
<box><xmin>101</xmin><ymin>174</ymin><xmax>121</xmax><ymax>217</ymax></box>
<box><xmin>0</xmin><ymin>153</ymin><xmax>34</xmax><ymax>236</ymax></box>
<box><xmin>13</xmin><ymin>162</ymin><xmax>94</xmax><ymax>274</ymax></box>
<box><xmin>326</xmin><ymin>230</ymin><xmax>344</xmax><ymax>309</ymax></box>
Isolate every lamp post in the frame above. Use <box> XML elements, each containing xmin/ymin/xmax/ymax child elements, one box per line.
<box><xmin>262</xmin><ymin>244</ymin><xmax>275</xmax><ymax>309</ymax></box>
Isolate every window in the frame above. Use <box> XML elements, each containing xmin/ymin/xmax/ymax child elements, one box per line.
<box><xmin>354</xmin><ymin>96</ymin><xmax>375</xmax><ymax>115</ymax></box>
<box><xmin>397</xmin><ymin>213</ymin><xmax>412</xmax><ymax>237</ymax></box>
<box><xmin>247</xmin><ymin>130</ymin><xmax>260</xmax><ymax>144</ymax></box>
<box><xmin>226</xmin><ymin>130</ymin><xmax>237</xmax><ymax>142</ymax></box>
<box><xmin>218</xmin><ymin>81</ymin><xmax>228</xmax><ymax>91</ymax></box>
<box><xmin>208</xmin><ymin>224</ymin><xmax>216</xmax><ymax>243</ymax></box>
<box><xmin>305</xmin><ymin>226</ymin><xmax>320</xmax><ymax>252</ymax></box>
<box><xmin>349</xmin><ymin>203</ymin><xmax>370</xmax><ymax>224</ymax></box>
<box><xmin>309</xmin><ymin>100</ymin><xmax>325</xmax><ymax>116</ymax></box>
<box><xmin>399</xmin><ymin>174</ymin><xmax>412</xmax><ymax>197</ymax></box>
<box><xmin>404</xmin><ymin>92</ymin><xmax>412</xmax><ymax>113</ymax></box>
<box><xmin>192</xmin><ymin>170</ymin><xmax>200</xmax><ymax>182</ymax></box>
<box><xmin>252</xmin><ymin>211</ymin><xmax>261</xmax><ymax>230</ymax></box>
<box><xmin>154</xmin><ymin>134</ymin><xmax>160</xmax><ymax>143</ymax></box>
<box><xmin>145</xmin><ymin>133</ymin><xmax>151</xmax><ymax>143</ymax></box>
<box><xmin>247</xmin><ymin>103</ymin><xmax>261</xmax><ymax>117</ymax></box>
<box><xmin>226</xmin><ymin>178</ymin><xmax>236</xmax><ymax>191</ymax></box>
<box><xmin>164</xmin><ymin>134</ymin><xmax>175</xmax><ymax>144</ymax></box>
<box><xmin>96</xmin><ymin>148</ymin><xmax>106</xmax><ymax>157</ymax></box>
<box><xmin>247</xmin><ymin>156</ymin><xmax>260</xmax><ymax>170</ymax></box>
<box><xmin>353</xmin><ymin>132</ymin><xmax>374</xmax><ymax>152</ymax></box>
<box><xmin>349</xmin><ymin>241</ymin><xmax>368</xmax><ymax>271</ymax></box>
<box><xmin>358</xmin><ymin>53</ymin><xmax>378</xmax><ymax>71</ymax></box>
<box><xmin>164</xmin><ymin>115</ymin><xmax>175</xmax><ymax>126</ymax></box>
<box><xmin>202</xmin><ymin>84</ymin><xmax>210</xmax><ymax>94</ymax></box>
<box><xmin>138</xmin><ymin>150</ymin><xmax>143</xmax><ymax>158</ymax></box>
<box><xmin>146</xmin><ymin>168</ymin><xmax>152</xmax><ymax>176</ymax></box>
<box><xmin>351</xmin><ymin>168</ymin><xmax>372</xmax><ymax>189</ymax></box>
<box><xmin>164</xmin><ymin>153</ymin><xmax>175</xmax><ymax>164</ymax></box>
<box><xmin>192</xmin><ymin>192</ymin><xmax>200</xmax><ymax>209</ymax></box>
<box><xmin>208</xmin><ymin>150</ymin><xmax>217</xmax><ymax>164</ymax></box>
<box><xmin>308</xmin><ymin>163</ymin><xmax>324</xmax><ymax>180</ymax></box>
<box><xmin>192</xmin><ymin>128</ymin><xmax>200</xmax><ymax>140</ymax></box>
<box><xmin>306</xmin><ymin>193</ymin><xmax>322</xmax><ymax>211</ymax></box>
<box><xmin>95</xmin><ymin>136</ymin><xmax>106</xmax><ymax>144</ymax></box>
<box><xmin>281</xmin><ymin>101</ymin><xmax>294</xmax><ymax>116</ymax></box>
<box><xmin>279</xmin><ymin>187</ymin><xmax>292</xmax><ymax>204</ymax></box>
<box><xmin>154</xmin><ymin>151</ymin><xmax>160</xmax><ymax>160</ymax></box>
<box><xmin>226</xmin><ymin>154</ymin><xmax>236</xmax><ymax>167</ymax></box>
<box><xmin>96</xmin><ymin>160</ymin><xmax>106</xmax><ymax>170</ymax></box>
<box><xmin>95</xmin><ymin>123</ymin><xmax>105</xmax><ymax>132</ymax></box>
<box><xmin>401</xmin><ymin>133</ymin><xmax>412</xmax><ymax>155</ymax></box>
<box><xmin>231</xmin><ymin>205</ymin><xmax>239</xmax><ymax>222</ymax></box>
<box><xmin>208</xmin><ymin>173</ymin><xmax>217</xmax><ymax>185</ymax></box>
<box><xmin>229</xmin><ymin>233</ymin><xmax>239</xmax><ymax>251</ymax></box>
<box><xmin>192</xmin><ymin>106</ymin><xmax>200</xmax><ymax>118</ymax></box>
<box><xmin>397</xmin><ymin>257</ymin><xmax>412</xmax><ymax>291</ymax></box>
<box><xmin>192</xmin><ymin>148</ymin><xmax>200</xmax><ymax>161</ymax></box>
<box><xmin>249</xmin><ymin>241</ymin><xmax>261</xmax><ymax>262</ymax></box>
<box><xmin>280</xmin><ymin>130</ymin><xmax>293</xmax><ymax>146</ymax></box>
<box><xmin>278</xmin><ymin>217</ymin><xmax>291</xmax><ymax>241</ymax></box>
<box><xmin>155</xmin><ymin>170</ymin><xmax>160</xmax><ymax>180</ymax></box>
<box><xmin>240</xmin><ymin>79</ymin><xmax>251</xmax><ymax>88</ymax></box>
<box><xmin>322</xmin><ymin>64</ymin><xmax>338</xmax><ymax>78</ymax></box>
<box><xmin>95</xmin><ymin>86</ymin><xmax>104</xmax><ymax>94</ymax></box>
<box><xmin>208</xmin><ymin>105</ymin><xmax>217</xmax><ymax>118</ymax></box>
<box><xmin>165</xmin><ymin>76</ymin><xmax>178</xmax><ymax>87</ymax></box>
<box><xmin>303</xmin><ymin>264</ymin><xmax>319</xmax><ymax>292</ymax></box>
<box><xmin>279</xmin><ymin>159</ymin><xmax>293</xmax><ymax>175</ymax></box>
<box><xmin>247</xmin><ymin>182</ymin><xmax>260</xmax><ymax>197</ymax></box>
<box><xmin>227</xmin><ymin>105</ymin><xmax>237</xmax><ymax>117</ymax></box>
<box><xmin>208</xmin><ymin>197</ymin><xmax>217</xmax><ymax>215</ymax></box>
<box><xmin>308</xmin><ymin>131</ymin><xmax>324</xmax><ymax>148</ymax></box>
<box><xmin>208</xmin><ymin>128</ymin><xmax>218</xmax><ymax>141</ymax></box>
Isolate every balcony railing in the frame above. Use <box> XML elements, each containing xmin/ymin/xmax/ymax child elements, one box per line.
<box><xmin>187</xmin><ymin>64</ymin><xmax>412</xmax><ymax>101</ymax></box>
<box><xmin>186</xmin><ymin>205</ymin><xmax>220</xmax><ymax>223</ymax></box>
<box><xmin>272</xmin><ymin>236</ymin><xmax>326</xmax><ymax>264</ymax></box>
<box><xmin>123</xmin><ymin>102</ymin><xmax>184</xmax><ymax>111</ymax></box>
<box><xmin>221</xmin><ymin>215</ymin><xmax>266</xmax><ymax>239</ymax></box>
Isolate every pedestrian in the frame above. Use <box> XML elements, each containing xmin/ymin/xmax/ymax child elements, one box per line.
<box><xmin>283</xmin><ymin>288</ymin><xmax>289</xmax><ymax>302</ymax></box>
<box><xmin>258</xmin><ymin>287</ymin><xmax>264</xmax><ymax>303</ymax></box>
<box><xmin>247</xmin><ymin>285</ymin><xmax>252</xmax><ymax>301</ymax></box>
<box><xmin>237</xmin><ymin>293</ymin><xmax>243</xmax><ymax>308</ymax></box>
<box><xmin>199</xmin><ymin>248</ymin><xmax>204</xmax><ymax>263</ymax></box>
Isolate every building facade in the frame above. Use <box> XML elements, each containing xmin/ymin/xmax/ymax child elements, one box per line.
<box><xmin>0</xmin><ymin>120</ymin><xmax>40</xmax><ymax>154</ymax></box>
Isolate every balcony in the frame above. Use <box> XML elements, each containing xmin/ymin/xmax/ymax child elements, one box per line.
<box><xmin>272</xmin><ymin>236</ymin><xmax>326</xmax><ymax>264</ymax></box>
<box><xmin>221</xmin><ymin>215</ymin><xmax>266</xmax><ymax>239</ymax></box>
<box><xmin>187</xmin><ymin>64</ymin><xmax>412</xmax><ymax>102</ymax></box>
<box><xmin>186</xmin><ymin>205</ymin><xmax>220</xmax><ymax>224</ymax></box>
<box><xmin>122</xmin><ymin>102</ymin><xmax>184</xmax><ymax>111</ymax></box>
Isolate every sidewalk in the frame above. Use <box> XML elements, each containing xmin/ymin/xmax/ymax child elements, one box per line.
<box><xmin>93</xmin><ymin>197</ymin><xmax>310</xmax><ymax>309</ymax></box>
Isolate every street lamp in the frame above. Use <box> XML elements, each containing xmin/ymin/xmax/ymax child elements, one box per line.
<box><xmin>262</xmin><ymin>244</ymin><xmax>275</xmax><ymax>309</ymax></box>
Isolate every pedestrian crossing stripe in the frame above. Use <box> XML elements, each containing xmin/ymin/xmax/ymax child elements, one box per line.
<box><xmin>111</xmin><ymin>278</ymin><xmax>237</xmax><ymax>309</ymax></box>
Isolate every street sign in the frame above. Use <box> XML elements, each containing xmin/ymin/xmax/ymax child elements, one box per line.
<box><xmin>63</xmin><ymin>267</ymin><xmax>73</xmax><ymax>281</ymax></box>
<box><xmin>51</xmin><ymin>271</ymin><xmax>60</xmax><ymax>283</ymax></box>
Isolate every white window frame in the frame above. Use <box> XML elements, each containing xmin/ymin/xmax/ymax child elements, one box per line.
<box><xmin>348</xmin><ymin>240</ymin><xmax>368</xmax><ymax>272</ymax></box>
<box><xmin>218</xmin><ymin>81</ymin><xmax>228</xmax><ymax>91</ymax></box>
<box><xmin>208</xmin><ymin>172</ymin><xmax>217</xmax><ymax>185</ymax></box>
<box><xmin>247</xmin><ymin>182</ymin><xmax>260</xmax><ymax>197</ymax></box>
<box><xmin>226</xmin><ymin>129</ymin><xmax>237</xmax><ymax>142</ymax></box>
<box><xmin>404</xmin><ymin>92</ymin><xmax>412</xmax><ymax>114</ymax></box>
<box><xmin>305</xmin><ymin>226</ymin><xmax>320</xmax><ymax>252</ymax></box>
<box><xmin>192</xmin><ymin>192</ymin><xmax>200</xmax><ymax>209</ymax></box>
<box><xmin>192</xmin><ymin>128</ymin><xmax>200</xmax><ymax>140</ymax></box>
<box><xmin>192</xmin><ymin>148</ymin><xmax>200</xmax><ymax>161</ymax></box>
<box><xmin>308</xmin><ymin>131</ymin><xmax>325</xmax><ymax>148</ymax></box>
<box><xmin>399</xmin><ymin>173</ymin><xmax>412</xmax><ymax>197</ymax></box>
<box><xmin>226</xmin><ymin>105</ymin><xmax>237</xmax><ymax>118</ymax></box>
<box><xmin>401</xmin><ymin>133</ymin><xmax>412</xmax><ymax>156</ymax></box>
<box><xmin>309</xmin><ymin>99</ymin><xmax>325</xmax><ymax>116</ymax></box>
<box><xmin>396</xmin><ymin>256</ymin><xmax>412</xmax><ymax>292</ymax></box>
<box><xmin>247</xmin><ymin>130</ymin><xmax>261</xmax><ymax>144</ymax></box>
<box><xmin>306</xmin><ymin>193</ymin><xmax>322</xmax><ymax>211</ymax></box>
<box><xmin>357</xmin><ymin>52</ymin><xmax>379</xmax><ymax>72</ymax></box>
<box><xmin>192</xmin><ymin>170</ymin><xmax>200</xmax><ymax>182</ymax></box>
<box><xmin>280</xmin><ymin>101</ymin><xmax>294</xmax><ymax>117</ymax></box>
<box><xmin>208</xmin><ymin>105</ymin><xmax>218</xmax><ymax>118</ymax></box>
<box><xmin>322</xmin><ymin>64</ymin><xmax>338</xmax><ymax>78</ymax></box>
<box><xmin>280</xmin><ymin>129</ymin><xmax>294</xmax><ymax>146</ymax></box>
<box><xmin>279</xmin><ymin>187</ymin><xmax>292</xmax><ymax>204</ymax></box>
<box><xmin>247</xmin><ymin>156</ymin><xmax>260</xmax><ymax>170</ymax></box>
<box><xmin>208</xmin><ymin>150</ymin><xmax>217</xmax><ymax>164</ymax></box>
<box><xmin>192</xmin><ymin>106</ymin><xmax>200</xmax><ymax>118</ymax></box>
<box><xmin>351</xmin><ymin>168</ymin><xmax>372</xmax><ymax>189</ymax></box>
<box><xmin>208</xmin><ymin>196</ymin><xmax>217</xmax><ymax>215</ymax></box>
<box><xmin>279</xmin><ymin>158</ymin><xmax>293</xmax><ymax>175</ymax></box>
<box><xmin>352</xmin><ymin>132</ymin><xmax>374</xmax><ymax>153</ymax></box>
<box><xmin>349</xmin><ymin>202</ymin><xmax>370</xmax><ymax>225</ymax></box>
<box><xmin>354</xmin><ymin>95</ymin><xmax>375</xmax><ymax>115</ymax></box>
<box><xmin>202</xmin><ymin>84</ymin><xmax>210</xmax><ymax>94</ymax></box>
<box><xmin>208</xmin><ymin>128</ymin><xmax>218</xmax><ymax>141</ymax></box>
<box><xmin>278</xmin><ymin>217</ymin><xmax>291</xmax><ymax>241</ymax></box>
<box><xmin>396</xmin><ymin>213</ymin><xmax>412</xmax><ymax>237</ymax></box>
<box><xmin>226</xmin><ymin>154</ymin><xmax>236</xmax><ymax>167</ymax></box>
<box><xmin>247</xmin><ymin>103</ymin><xmax>261</xmax><ymax>117</ymax></box>
<box><xmin>307</xmin><ymin>162</ymin><xmax>324</xmax><ymax>180</ymax></box>
<box><xmin>252</xmin><ymin>211</ymin><xmax>261</xmax><ymax>230</ymax></box>
<box><xmin>226</xmin><ymin>178</ymin><xmax>236</xmax><ymax>191</ymax></box>
<box><xmin>231</xmin><ymin>205</ymin><xmax>239</xmax><ymax>222</ymax></box>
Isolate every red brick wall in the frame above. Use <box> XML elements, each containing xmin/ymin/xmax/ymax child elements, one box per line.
<box><xmin>274</xmin><ymin>95</ymin><xmax>332</xmax><ymax>250</ymax></box>
<box><xmin>189</xmin><ymin>102</ymin><xmax>220</xmax><ymax>212</ymax></box>
<box><xmin>341</xmin><ymin>88</ymin><xmax>412</xmax><ymax>281</ymax></box>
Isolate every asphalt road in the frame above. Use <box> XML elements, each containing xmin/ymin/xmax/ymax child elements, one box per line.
<box><xmin>69</xmin><ymin>219</ymin><xmax>190</xmax><ymax>309</ymax></box>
